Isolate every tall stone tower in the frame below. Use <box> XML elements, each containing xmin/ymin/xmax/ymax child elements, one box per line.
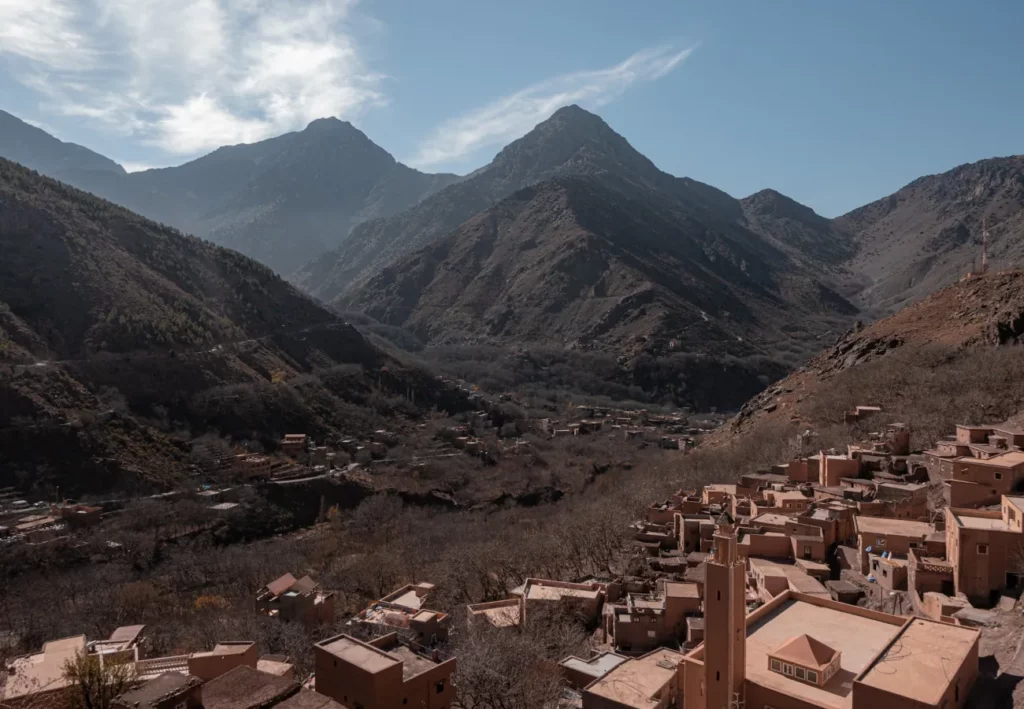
<box><xmin>702</xmin><ymin>515</ymin><xmax>746</xmax><ymax>709</ymax></box>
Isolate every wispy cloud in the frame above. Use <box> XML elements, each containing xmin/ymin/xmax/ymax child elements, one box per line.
<box><xmin>409</xmin><ymin>45</ymin><xmax>694</xmax><ymax>170</ymax></box>
<box><xmin>0</xmin><ymin>0</ymin><xmax>384</xmax><ymax>157</ymax></box>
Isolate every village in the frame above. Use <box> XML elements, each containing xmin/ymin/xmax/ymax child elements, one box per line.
<box><xmin>4</xmin><ymin>404</ymin><xmax>1024</xmax><ymax>709</ymax></box>
<box><xmin>0</xmin><ymin>393</ymin><xmax>716</xmax><ymax>546</ymax></box>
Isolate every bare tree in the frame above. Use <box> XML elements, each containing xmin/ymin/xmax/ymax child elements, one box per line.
<box><xmin>62</xmin><ymin>651</ymin><xmax>136</xmax><ymax>709</ymax></box>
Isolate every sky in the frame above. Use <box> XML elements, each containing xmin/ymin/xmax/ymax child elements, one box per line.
<box><xmin>1</xmin><ymin>0</ymin><xmax>1022</xmax><ymax>217</ymax></box>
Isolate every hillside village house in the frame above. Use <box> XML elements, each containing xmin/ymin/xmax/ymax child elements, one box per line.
<box><xmin>945</xmin><ymin>496</ymin><xmax>1024</xmax><ymax>604</ymax></box>
<box><xmin>854</xmin><ymin>517</ymin><xmax>944</xmax><ymax>577</ymax></box>
<box><xmin>256</xmin><ymin>573</ymin><xmax>335</xmax><ymax>626</ymax></box>
<box><xmin>605</xmin><ymin>582</ymin><xmax>701</xmax><ymax>655</ymax></box>
<box><xmin>280</xmin><ymin>434</ymin><xmax>309</xmax><ymax>458</ymax></box>
<box><xmin>313</xmin><ymin>633</ymin><xmax>455</xmax><ymax>709</ymax></box>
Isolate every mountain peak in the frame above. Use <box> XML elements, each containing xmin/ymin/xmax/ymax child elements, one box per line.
<box><xmin>488</xmin><ymin>104</ymin><xmax>652</xmax><ymax>182</ymax></box>
<box><xmin>301</xmin><ymin>116</ymin><xmax>361</xmax><ymax>136</ymax></box>
<box><xmin>742</xmin><ymin>188</ymin><xmax>822</xmax><ymax>222</ymax></box>
<box><xmin>539</xmin><ymin>104</ymin><xmax>616</xmax><ymax>136</ymax></box>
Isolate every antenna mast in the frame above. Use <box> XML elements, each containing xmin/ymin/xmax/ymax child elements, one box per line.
<box><xmin>981</xmin><ymin>218</ymin><xmax>989</xmax><ymax>274</ymax></box>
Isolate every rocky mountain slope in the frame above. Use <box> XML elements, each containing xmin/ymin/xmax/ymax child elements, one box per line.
<box><xmin>0</xmin><ymin>112</ymin><xmax>458</xmax><ymax>273</ymax></box>
<box><xmin>301</xmin><ymin>106</ymin><xmax>857</xmax><ymax>326</ymax></box>
<box><xmin>0</xmin><ymin>159</ymin><xmax>463</xmax><ymax>495</ymax></box>
<box><xmin>709</xmin><ymin>270</ymin><xmax>1024</xmax><ymax>447</ymax></box>
<box><xmin>341</xmin><ymin>168</ymin><xmax>857</xmax><ymax>368</ymax></box>
<box><xmin>297</xmin><ymin>105</ymin><xmax>807</xmax><ymax>302</ymax></box>
<box><xmin>837</xmin><ymin>156</ymin><xmax>1024</xmax><ymax>313</ymax></box>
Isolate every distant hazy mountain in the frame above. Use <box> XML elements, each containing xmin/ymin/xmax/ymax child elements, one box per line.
<box><xmin>0</xmin><ymin>112</ymin><xmax>459</xmax><ymax>273</ymax></box>
<box><xmin>836</xmin><ymin>156</ymin><xmax>1024</xmax><ymax>312</ymax></box>
<box><xmin>0</xmin><ymin>110</ymin><xmax>125</xmax><ymax>178</ymax></box>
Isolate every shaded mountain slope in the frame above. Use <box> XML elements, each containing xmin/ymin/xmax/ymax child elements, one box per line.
<box><xmin>0</xmin><ymin>112</ymin><xmax>458</xmax><ymax>273</ymax></box>
<box><xmin>342</xmin><ymin>175</ymin><xmax>857</xmax><ymax>367</ymax></box>
<box><xmin>0</xmin><ymin>159</ymin><xmax>463</xmax><ymax>495</ymax></box>
<box><xmin>741</xmin><ymin>189</ymin><xmax>856</xmax><ymax>276</ymax></box>
<box><xmin>837</xmin><ymin>156</ymin><xmax>1024</xmax><ymax>312</ymax></box>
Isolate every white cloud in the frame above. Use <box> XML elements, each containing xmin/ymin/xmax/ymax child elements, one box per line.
<box><xmin>0</xmin><ymin>0</ymin><xmax>98</xmax><ymax>70</ymax></box>
<box><xmin>409</xmin><ymin>45</ymin><xmax>695</xmax><ymax>170</ymax></box>
<box><xmin>0</xmin><ymin>0</ymin><xmax>383</xmax><ymax>156</ymax></box>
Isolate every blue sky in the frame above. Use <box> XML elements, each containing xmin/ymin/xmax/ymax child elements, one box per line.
<box><xmin>1</xmin><ymin>0</ymin><xmax>1021</xmax><ymax>216</ymax></box>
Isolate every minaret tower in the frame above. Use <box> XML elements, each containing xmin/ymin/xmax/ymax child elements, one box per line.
<box><xmin>703</xmin><ymin>513</ymin><xmax>746</xmax><ymax>709</ymax></box>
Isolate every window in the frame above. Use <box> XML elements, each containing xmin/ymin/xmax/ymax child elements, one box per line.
<box><xmin>978</xmin><ymin>544</ymin><xmax>989</xmax><ymax>555</ymax></box>
<box><xmin>807</xmin><ymin>670</ymin><xmax>818</xmax><ymax>683</ymax></box>
<box><xmin>996</xmin><ymin>472</ymin><xmax>1004</xmax><ymax>481</ymax></box>
<box><xmin>648</xmin><ymin>631</ymin><xmax>657</xmax><ymax>639</ymax></box>
<box><xmin>716</xmin><ymin>671</ymin><xmax>720</xmax><ymax>681</ymax></box>
<box><xmin>783</xmin><ymin>663</ymin><xmax>794</xmax><ymax>676</ymax></box>
<box><xmin>876</xmin><ymin>537</ymin><xmax>887</xmax><ymax>547</ymax></box>
<box><xmin>717</xmin><ymin>591</ymin><xmax>721</xmax><ymax>601</ymax></box>
<box><xmin>771</xmin><ymin>659</ymin><xmax>781</xmax><ymax>672</ymax></box>
<box><xmin>436</xmin><ymin>680</ymin><xmax>445</xmax><ymax>694</ymax></box>
<box><xmin>795</xmin><ymin>667</ymin><xmax>806</xmax><ymax>680</ymax></box>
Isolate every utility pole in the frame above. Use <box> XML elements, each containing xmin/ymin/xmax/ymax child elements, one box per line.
<box><xmin>982</xmin><ymin>218</ymin><xmax>989</xmax><ymax>275</ymax></box>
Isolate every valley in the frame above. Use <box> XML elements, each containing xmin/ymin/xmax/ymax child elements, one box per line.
<box><xmin>2</xmin><ymin>99</ymin><xmax>1024</xmax><ymax>709</ymax></box>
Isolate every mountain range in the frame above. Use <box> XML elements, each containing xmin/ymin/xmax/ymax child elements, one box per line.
<box><xmin>2</xmin><ymin>105</ymin><xmax>1022</xmax><ymax>364</ymax></box>
<box><xmin>0</xmin><ymin>110</ymin><xmax>459</xmax><ymax>273</ymax></box>
<box><xmin>0</xmin><ymin>158</ymin><xmax>462</xmax><ymax>494</ymax></box>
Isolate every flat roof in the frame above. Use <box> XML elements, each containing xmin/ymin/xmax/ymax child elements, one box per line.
<box><xmin>116</xmin><ymin>673</ymin><xmax>199</xmax><ymax>708</ymax></box>
<box><xmin>745</xmin><ymin>599</ymin><xmax>901</xmax><ymax>709</ymax></box>
<box><xmin>1005</xmin><ymin>496</ymin><xmax>1024</xmax><ymax>509</ymax></box>
<box><xmin>3</xmin><ymin>636</ymin><xmax>87</xmax><ymax>700</ymax></box>
<box><xmin>386</xmin><ymin>589</ymin><xmax>425</xmax><ymax>609</ymax></box>
<box><xmin>584</xmin><ymin>649</ymin><xmax>683</xmax><ymax>709</ymax></box>
<box><xmin>275</xmin><ymin>689</ymin><xmax>345</xmax><ymax>709</ymax></box>
<box><xmin>664</xmin><ymin>582</ymin><xmax>700</xmax><ymax>599</ymax></box>
<box><xmin>751</xmin><ymin>513</ymin><xmax>792</xmax><ymax>527</ymax></box>
<box><xmin>201</xmin><ymin>665</ymin><xmax>297</xmax><ymax>709</ymax></box>
<box><xmin>858</xmin><ymin>619</ymin><xmax>978</xmax><ymax>704</ymax></box>
<box><xmin>951</xmin><ymin>512</ymin><xmax>1010</xmax><ymax>531</ymax></box>
<box><xmin>855</xmin><ymin>517</ymin><xmax>934</xmax><ymax>538</ymax></box>
<box><xmin>391</xmin><ymin>645</ymin><xmax>438</xmax><ymax>681</ymax></box>
<box><xmin>773</xmin><ymin>491</ymin><xmax>810</xmax><ymax>501</ymax></box>
<box><xmin>469</xmin><ymin>602</ymin><xmax>521</xmax><ymax>628</ymax></box>
<box><xmin>956</xmin><ymin>451</ymin><xmax>1024</xmax><ymax>468</ymax></box>
<box><xmin>317</xmin><ymin>636</ymin><xmax>399</xmax><ymax>674</ymax></box>
<box><xmin>525</xmin><ymin>581</ymin><xmax>600</xmax><ymax>601</ymax></box>
<box><xmin>560</xmin><ymin>653</ymin><xmax>628</xmax><ymax>680</ymax></box>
